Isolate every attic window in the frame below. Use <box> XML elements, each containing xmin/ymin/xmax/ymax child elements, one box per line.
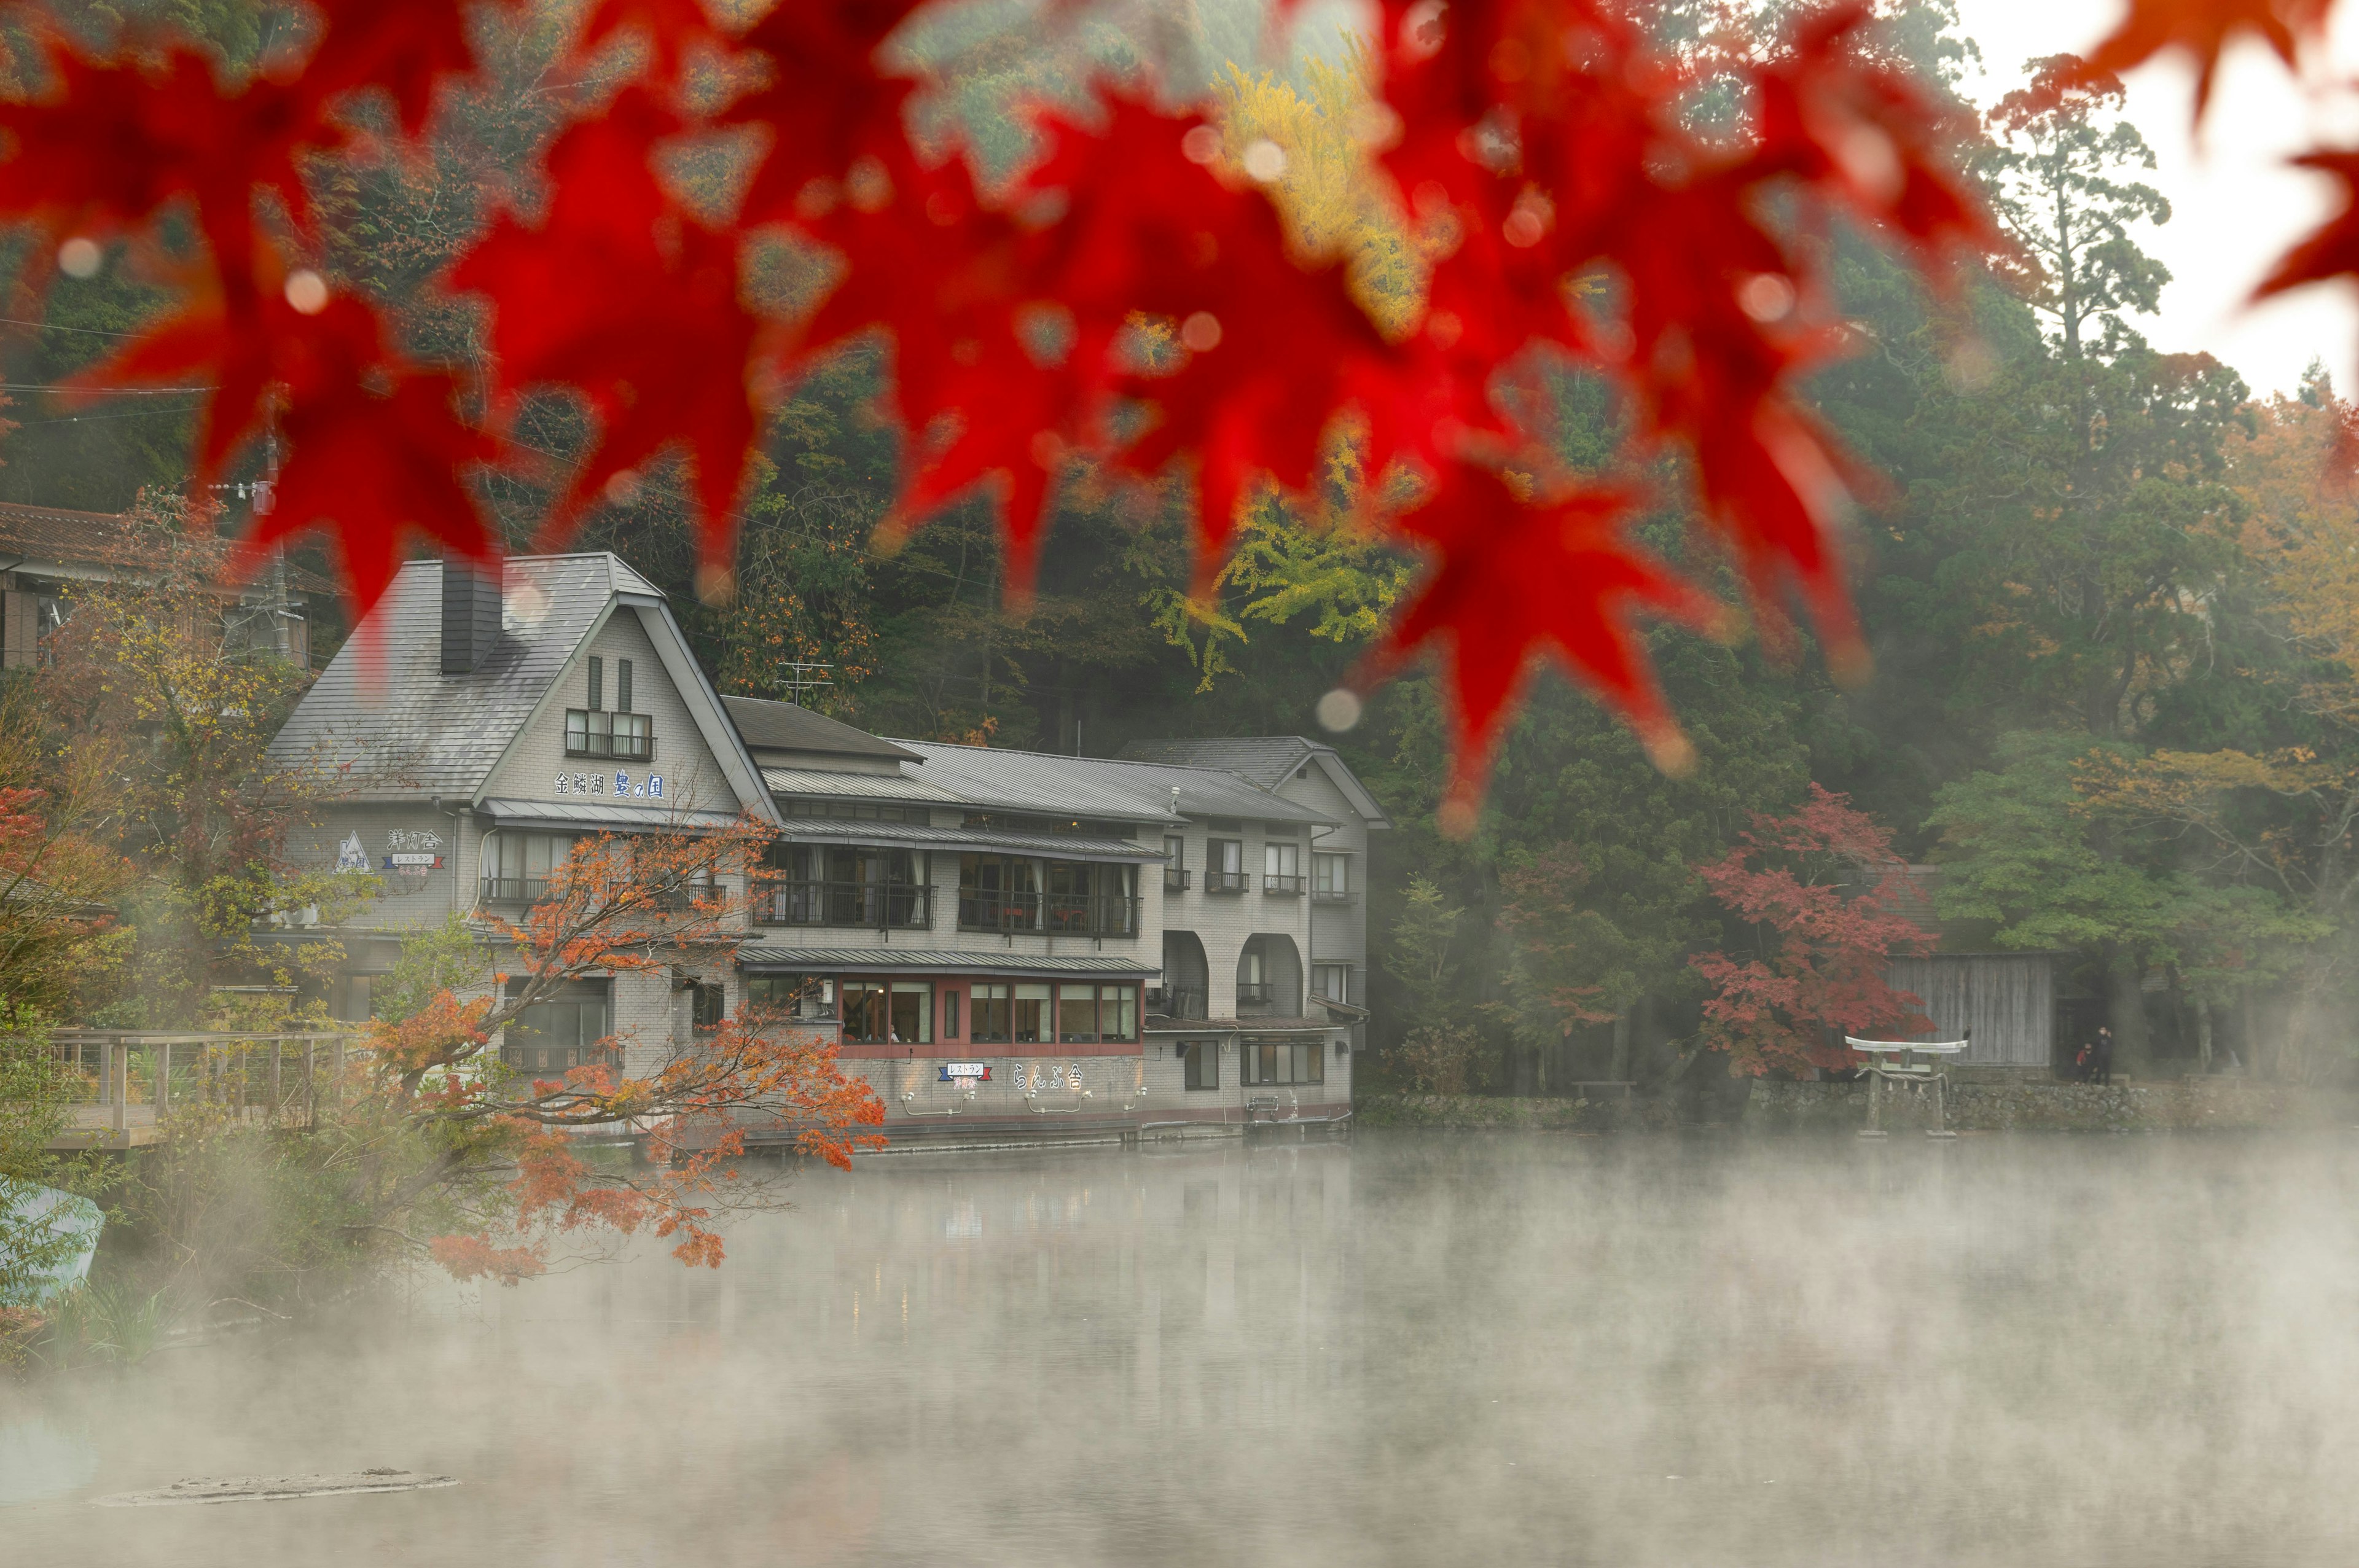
<box><xmin>587</xmin><ymin>656</ymin><xmax>603</xmax><ymax>711</ymax></box>
<box><xmin>617</xmin><ymin>658</ymin><xmax>633</xmax><ymax>714</ymax></box>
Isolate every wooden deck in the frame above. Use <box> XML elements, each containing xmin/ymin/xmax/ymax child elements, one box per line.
<box><xmin>50</xmin><ymin>1104</ymin><xmax>165</xmax><ymax>1150</ymax></box>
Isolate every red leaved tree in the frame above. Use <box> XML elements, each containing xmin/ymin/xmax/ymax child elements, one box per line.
<box><xmin>1690</xmin><ymin>784</ymin><xmax>1932</xmax><ymax>1076</ymax></box>
<box><xmin>357</xmin><ymin>821</ymin><xmax>885</xmax><ymax>1284</ymax></box>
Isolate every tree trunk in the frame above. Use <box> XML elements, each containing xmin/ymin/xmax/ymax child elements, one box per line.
<box><xmin>2196</xmin><ymin>1005</ymin><xmax>2214</xmax><ymax>1074</ymax></box>
<box><xmin>1610</xmin><ymin>1007</ymin><xmax>1632</xmax><ymax>1082</ymax></box>
<box><xmin>2104</xmin><ymin>952</ymin><xmax>2153</xmax><ymax>1076</ymax></box>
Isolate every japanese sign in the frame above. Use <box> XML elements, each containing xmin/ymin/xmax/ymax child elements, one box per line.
<box><xmin>553</xmin><ymin>771</ymin><xmax>663</xmax><ymax>799</ymax></box>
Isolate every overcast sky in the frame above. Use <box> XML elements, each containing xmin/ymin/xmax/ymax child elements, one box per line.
<box><xmin>1952</xmin><ymin>0</ymin><xmax>2359</xmax><ymax>397</ymax></box>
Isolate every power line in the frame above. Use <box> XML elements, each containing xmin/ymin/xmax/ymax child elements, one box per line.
<box><xmin>0</xmin><ymin>315</ymin><xmax>144</xmax><ymax>340</ymax></box>
<box><xmin>15</xmin><ymin>403</ymin><xmax>203</xmax><ymax>427</ymax></box>
<box><xmin>0</xmin><ymin>381</ymin><xmax>214</xmax><ymax>393</ymax></box>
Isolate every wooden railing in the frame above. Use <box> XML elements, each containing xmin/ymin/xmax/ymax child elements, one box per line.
<box><xmin>42</xmin><ymin>1030</ymin><xmax>366</xmax><ymax>1141</ymax></box>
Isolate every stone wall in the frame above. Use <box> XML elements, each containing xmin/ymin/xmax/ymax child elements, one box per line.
<box><xmin>1353</xmin><ymin>1091</ymin><xmax>1677</xmax><ymax>1132</ymax></box>
<box><xmin>1355</xmin><ymin>1079</ymin><xmax>2352</xmax><ymax>1134</ymax></box>
<box><xmin>1742</xmin><ymin>1076</ymin><xmax>2353</xmax><ymax>1133</ymax></box>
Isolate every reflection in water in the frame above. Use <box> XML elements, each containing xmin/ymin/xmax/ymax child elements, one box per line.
<box><xmin>6</xmin><ymin>1133</ymin><xmax>2359</xmax><ymax>1566</ymax></box>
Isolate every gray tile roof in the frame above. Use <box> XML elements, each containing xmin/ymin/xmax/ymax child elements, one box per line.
<box><xmin>724</xmin><ymin>695</ymin><xmax>919</xmax><ymax>761</ymax></box>
<box><xmin>270</xmin><ymin>555</ymin><xmax>659</xmax><ymax>800</ymax></box>
<box><xmin>738</xmin><ymin>946</ymin><xmax>1159</xmax><ymax>976</ymax></box>
<box><xmin>888</xmin><ymin>742</ymin><xmax>1331</xmax><ymax>825</ymax></box>
<box><xmin>761</xmin><ymin>766</ymin><xmax>960</xmax><ymax>804</ymax></box>
<box><xmin>774</xmin><ymin>817</ymin><xmax>1164</xmax><ymax>860</ymax></box>
<box><xmin>1116</xmin><ymin>736</ymin><xmax>1313</xmax><ymax>788</ymax></box>
<box><xmin>1118</xmin><ymin>735</ymin><xmax>1393</xmax><ymax>828</ymax></box>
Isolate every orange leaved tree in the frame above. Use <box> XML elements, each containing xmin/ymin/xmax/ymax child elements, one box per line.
<box><xmin>349</xmin><ymin>820</ymin><xmax>884</xmax><ymax>1285</ymax></box>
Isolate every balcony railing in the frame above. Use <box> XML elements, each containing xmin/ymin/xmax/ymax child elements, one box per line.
<box><xmin>564</xmin><ymin>709</ymin><xmax>655</xmax><ymax>762</ymax></box>
<box><xmin>480</xmin><ymin>876</ymin><xmax>553</xmax><ymax>905</ymax></box>
<box><xmin>1163</xmin><ymin>866</ymin><xmax>1191</xmax><ymax>892</ymax></box>
<box><xmin>1235</xmin><ymin>980</ymin><xmax>1275</xmax><ymax>1004</ymax></box>
<box><xmin>1148</xmin><ymin>985</ymin><xmax>1207</xmax><ymax>1020</ymax></box>
<box><xmin>1263</xmin><ymin>873</ymin><xmax>1306</xmax><ymax>895</ymax></box>
<box><xmin>1205</xmin><ymin>870</ymin><xmax>1249</xmax><ymax>894</ymax></box>
<box><xmin>959</xmin><ymin>891</ymin><xmax>1141</xmax><ymax>937</ymax></box>
<box><xmin>1312</xmin><ymin>886</ymin><xmax>1353</xmax><ymax>902</ymax></box>
<box><xmin>754</xmin><ymin>880</ymin><xmax>931</xmax><ymax>930</ymax></box>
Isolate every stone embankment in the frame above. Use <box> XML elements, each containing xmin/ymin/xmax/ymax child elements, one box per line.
<box><xmin>1356</xmin><ymin>1078</ymin><xmax>2353</xmax><ymax>1133</ymax></box>
<box><xmin>1744</xmin><ymin>1075</ymin><xmax>2350</xmax><ymax>1133</ymax></box>
<box><xmin>1353</xmin><ymin>1092</ymin><xmax>1675</xmax><ymax>1131</ymax></box>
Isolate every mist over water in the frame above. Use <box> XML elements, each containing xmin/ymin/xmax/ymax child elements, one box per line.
<box><xmin>7</xmin><ymin>1132</ymin><xmax>2359</xmax><ymax>1566</ymax></box>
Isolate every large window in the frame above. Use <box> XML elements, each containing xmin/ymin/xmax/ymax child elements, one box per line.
<box><xmin>960</xmin><ymin>854</ymin><xmax>1041</xmax><ymax>932</ymax></box>
<box><xmin>747</xmin><ymin>973</ymin><xmax>835</xmax><ymax>1020</ymax></box>
<box><xmin>1263</xmin><ymin>840</ymin><xmax>1304</xmax><ymax>894</ymax></box>
<box><xmin>960</xmin><ymin>856</ymin><xmax>1137</xmax><ymax>935</ymax></box>
<box><xmin>1045</xmin><ymin>860</ymin><xmax>1138</xmax><ymax>935</ymax></box>
<box><xmin>971</xmin><ymin>982</ymin><xmax>1011</xmax><ymax>1043</ymax></box>
<box><xmin>483</xmin><ymin>831</ymin><xmax>572</xmax><ymax>903</ymax></box>
<box><xmin>1312</xmin><ymin>853</ymin><xmax>1350</xmax><ymax>900</ymax></box>
<box><xmin>1242</xmin><ymin>1038</ymin><xmax>1324</xmax><ymax>1086</ymax></box>
<box><xmin>1206</xmin><ymin>838</ymin><xmax>1246</xmax><ymax>893</ymax></box>
<box><xmin>841</xmin><ymin>980</ymin><xmax>933</xmax><ymax>1043</ymax></box>
<box><xmin>1312</xmin><ymin>964</ymin><xmax>1352</xmax><ymax>1005</ymax></box>
<box><xmin>503</xmin><ymin>979</ymin><xmax>613</xmax><ymax>1077</ymax></box>
<box><xmin>1182</xmin><ymin>1040</ymin><xmax>1219</xmax><ymax>1090</ymax></box>
<box><xmin>1163</xmin><ymin>835</ymin><xmax>1189</xmax><ymax>891</ymax></box>
<box><xmin>757</xmin><ymin>844</ymin><xmax>929</xmax><ymax>929</ymax></box>
<box><xmin>1012</xmin><ymin>983</ymin><xmax>1051</xmax><ymax>1044</ymax></box>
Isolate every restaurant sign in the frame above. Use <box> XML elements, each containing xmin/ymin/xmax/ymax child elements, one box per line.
<box><xmin>939</xmin><ymin>1063</ymin><xmax>992</xmax><ymax>1082</ymax></box>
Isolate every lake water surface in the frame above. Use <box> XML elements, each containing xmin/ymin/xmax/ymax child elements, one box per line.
<box><xmin>7</xmin><ymin>1131</ymin><xmax>2359</xmax><ymax>1566</ymax></box>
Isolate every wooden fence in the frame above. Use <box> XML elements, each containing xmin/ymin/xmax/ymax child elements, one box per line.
<box><xmin>41</xmin><ymin>1030</ymin><xmax>367</xmax><ymax>1147</ymax></box>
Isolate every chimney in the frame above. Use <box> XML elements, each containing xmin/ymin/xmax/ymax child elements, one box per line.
<box><xmin>440</xmin><ymin>555</ymin><xmax>503</xmax><ymax>675</ymax></box>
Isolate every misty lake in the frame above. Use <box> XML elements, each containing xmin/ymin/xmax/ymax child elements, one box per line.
<box><xmin>7</xmin><ymin>1130</ymin><xmax>2359</xmax><ymax>1566</ymax></box>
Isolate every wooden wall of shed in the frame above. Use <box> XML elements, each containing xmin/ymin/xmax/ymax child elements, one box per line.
<box><xmin>1886</xmin><ymin>954</ymin><xmax>2053</xmax><ymax>1067</ymax></box>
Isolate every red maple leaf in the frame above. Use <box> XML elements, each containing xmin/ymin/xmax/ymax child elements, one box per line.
<box><xmin>577</xmin><ymin>0</ymin><xmax>737</xmax><ymax>80</ymax></box>
<box><xmin>724</xmin><ymin>0</ymin><xmax>928</xmax><ymax>225</ymax></box>
<box><xmin>2078</xmin><ymin>0</ymin><xmax>2330</xmax><ymax>120</ymax></box>
<box><xmin>788</xmin><ymin>148</ymin><xmax>1087</xmax><ymax>582</ymax></box>
<box><xmin>85</xmin><ymin>281</ymin><xmax>497</xmax><ymax>620</ymax></box>
<box><xmin>2256</xmin><ymin>151</ymin><xmax>2359</xmax><ymax>304</ymax></box>
<box><xmin>1019</xmin><ymin>95</ymin><xmax>1398</xmax><ymax>573</ymax></box>
<box><xmin>300</xmin><ymin>0</ymin><xmax>496</xmax><ymax>135</ymax></box>
<box><xmin>1371</xmin><ymin>464</ymin><xmax>1719</xmax><ymax>815</ymax></box>
<box><xmin>0</xmin><ymin>42</ymin><xmax>311</xmax><ymax>274</ymax></box>
<box><xmin>450</xmin><ymin>87</ymin><xmax>763</xmax><ymax>553</ymax></box>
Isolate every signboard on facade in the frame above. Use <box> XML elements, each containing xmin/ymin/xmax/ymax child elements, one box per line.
<box><xmin>384</xmin><ymin>829</ymin><xmax>444</xmax><ymax>892</ymax></box>
<box><xmin>334</xmin><ymin>832</ymin><xmax>369</xmax><ymax>873</ymax></box>
<box><xmin>554</xmin><ymin>771</ymin><xmax>664</xmax><ymax>798</ymax></box>
<box><xmin>939</xmin><ymin>1063</ymin><xmax>992</xmax><ymax>1082</ymax></box>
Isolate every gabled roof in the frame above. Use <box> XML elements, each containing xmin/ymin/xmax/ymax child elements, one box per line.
<box><xmin>887</xmin><ymin>741</ymin><xmax>1332</xmax><ymax>825</ymax></box>
<box><xmin>723</xmin><ymin>695</ymin><xmax>919</xmax><ymax>762</ymax></box>
<box><xmin>270</xmin><ymin>554</ymin><xmax>771</xmax><ymax>820</ymax></box>
<box><xmin>1116</xmin><ymin>735</ymin><xmax>1392</xmax><ymax>828</ymax></box>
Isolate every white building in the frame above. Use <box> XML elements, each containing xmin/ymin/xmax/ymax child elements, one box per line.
<box><xmin>268</xmin><ymin>553</ymin><xmax>1389</xmax><ymax>1144</ymax></box>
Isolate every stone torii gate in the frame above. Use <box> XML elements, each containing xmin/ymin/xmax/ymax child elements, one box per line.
<box><xmin>1846</xmin><ymin>1036</ymin><xmax>1970</xmax><ymax>1139</ymax></box>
